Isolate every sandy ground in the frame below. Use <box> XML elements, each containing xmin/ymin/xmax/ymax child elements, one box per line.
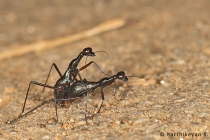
<box><xmin>1</xmin><ymin>0</ymin><xmax>210</xmax><ymax>139</ymax></box>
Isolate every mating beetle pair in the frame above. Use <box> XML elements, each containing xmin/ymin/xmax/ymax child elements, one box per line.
<box><xmin>9</xmin><ymin>47</ymin><xmax>140</xmax><ymax>124</ymax></box>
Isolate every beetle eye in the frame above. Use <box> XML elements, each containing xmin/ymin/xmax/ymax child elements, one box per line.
<box><xmin>83</xmin><ymin>47</ymin><xmax>94</xmax><ymax>56</ymax></box>
<box><xmin>116</xmin><ymin>71</ymin><xmax>125</xmax><ymax>79</ymax></box>
<box><xmin>83</xmin><ymin>47</ymin><xmax>91</xmax><ymax>54</ymax></box>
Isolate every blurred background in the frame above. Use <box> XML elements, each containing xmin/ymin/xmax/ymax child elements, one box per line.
<box><xmin>1</xmin><ymin>0</ymin><xmax>210</xmax><ymax>139</ymax></box>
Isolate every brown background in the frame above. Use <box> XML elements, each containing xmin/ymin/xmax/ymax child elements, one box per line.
<box><xmin>0</xmin><ymin>0</ymin><xmax>210</xmax><ymax>139</ymax></box>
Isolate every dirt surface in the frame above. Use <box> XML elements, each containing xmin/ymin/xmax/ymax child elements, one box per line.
<box><xmin>1</xmin><ymin>0</ymin><xmax>210</xmax><ymax>139</ymax></box>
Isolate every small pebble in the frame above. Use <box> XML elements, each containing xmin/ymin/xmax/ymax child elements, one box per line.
<box><xmin>160</xmin><ymin>80</ymin><xmax>166</xmax><ymax>84</ymax></box>
<box><xmin>42</xmin><ymin>135</ymin><xmax>50</xmax><ymax>139</ymax></box>
<box><xmin>70</xmin><ymin>119</ymin><xmax>75</xmax><ymax>123</ymax></box>
<box><xmin>128</xmin><ymin>120</ymin><xmax>133</xmax><ymax>125</ymax></box>
<box><xmin>154</xmin><ymin>104</ymin><xmax>163</xmax><ymax>108</ymax></box>
<box><xmin>47</xmin><ymin>118</ymin><xmax>57</xmax><ymax>125</ymax></box>
<box><xmin>62</xmin><ymin>132</ymin><xmax>67</xmax><ymax>136</ymax></box>
<box><xmin>154</xmin><ymin>119</ymin><xmax>159</xmax><ymax>123</ymax></box>
<box><xmin>9</xmin><ymin>130</ymin><xmax>16</xmax><ymax>135</ymax></box>
<box><xmin>184</xmin><ymin>110</ymin><xmax>194</xmax><ymax>114</ymax></box>
<box><xmin>174</xmin><ymin>98</ymin><xmax>186</xmax><ymax>103</ymax></box>
<box><xmin>114</xmin><ymin>120</ymin><xmax>121</xmax><ymax>125</ymax></box>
